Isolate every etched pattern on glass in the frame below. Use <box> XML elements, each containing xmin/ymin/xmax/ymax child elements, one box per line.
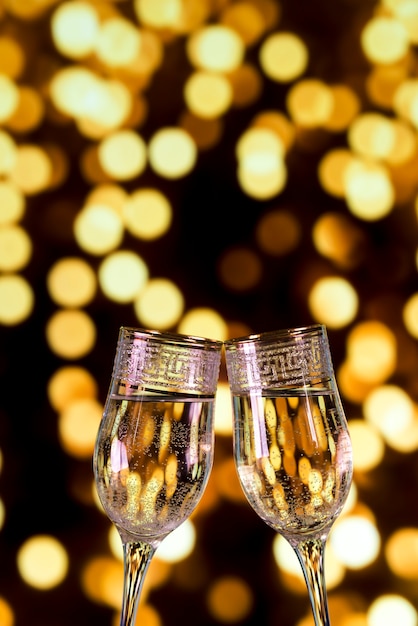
<box><xmin>227</xmin><ymin>336</ymin><xmax>331</xmax><ymax>393</ymax></box>
<box><xmin>115</xmin><ymin>338</ymin><xmax>221</xmax><ymax>394</ymax></box>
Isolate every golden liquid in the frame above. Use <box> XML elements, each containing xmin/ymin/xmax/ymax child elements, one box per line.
<box><xmin>233</xmin><ymin>390</ymin><xmax>353</xmax><ymax>537</ymax></box>
<box><xmin>94</xmin><ymin>395</ymin><xmax>214</xmax><ymax>541</ymax></box>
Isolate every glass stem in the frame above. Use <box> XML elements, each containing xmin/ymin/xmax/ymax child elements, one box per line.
<box><xmin>120</xmin><ymin>541</ymin><xmax>155</xmax><ymax>626</ymax></box>
<box><xmin>293</xmin><ymin>538</ymin><xmax>330</xmax><ymax>626</ymax></box>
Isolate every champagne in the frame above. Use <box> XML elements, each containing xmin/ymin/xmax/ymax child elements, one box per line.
<box><xmin>233</xmin><ymin>389</ymin><xmax>353</xmax><ymax>537</ymax></box>
<box><xmin>94</xmin><ymin>394</ymin><xmax>214</xmax><ymax>541</ymax></box>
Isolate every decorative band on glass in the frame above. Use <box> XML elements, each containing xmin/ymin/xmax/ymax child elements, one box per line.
<box><xmin>112</xmin><ymin>327</ymin><xmax>222</xmax><ymax>395</ymax></box>
<box><xmin>225</xmin><ymin>325</ymin><xmax>334</xmax><ymax>394</ymax></box>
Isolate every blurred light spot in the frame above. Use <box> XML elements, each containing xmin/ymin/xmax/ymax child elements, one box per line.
<box><xmin>99</xmin><ymin>250</ymin><xmax>149</xmax><ymax>303</ymax></box>
<box><xmin>213</xmin><ymin>456</ymin><xmax>246</xmax><ymax>502</ymax></box>
<box><xmin>44</xmin><ymin>144</ymin><xmax>69</xmax><ymax>189</ymax></box>
<box><xmin>84</xmin><ymin>135</ymin><xmax>111</xmax><ymax>175</ymax></box>
<box><xmin>367</xmin><ymin>63</ymin><xmax>407</xmax><ymax>110</ymax></box>
<box><xmin>187</xmin><ymin>25</ymin><xmax>245</xmax><ymax>73</ymax></box>
<box><xmin>122</xmin><ymin>188</ymin><xmax>172</xmax><ymax>240</ymax></box>
<box><xmin>0</xmin><ymin>181</ymin><xmax>24</xmax><ymax>225</ymax></box>
<box><xmin>361</xmin><ymin>16</ymin><xmax>409</xmax><ymax>65</ymax></box>
<box><xmin>51</xmin><ymin>1</ymin><xmax>99</xmax><ymax>59</ymax></box>
<box><xmin>7</xmin><ymin>85</ymin><xmax>45</xmax><ymax>133</ymax></box>
<box><xmin>130</xmin><ymin>28</ymin><xmax>164</xmax><ymax>76</ymax></box>
<box><xmin>236</xmin><ymin>127</ymin><xmax>286</xmax><ymax>199</ymax></box>
<box><xmin>393</xmin><ymin>0</ymin><xmax>418</xmax><ymax>44</ymax></box>
<box><xmin>0</xmin><ymin>130</ymin><xmax>17</xmax><ymax>175</ymax></box>
<box><xmin>0</xmin><ymin>274</ymin><xmax>34</xmax><ymax>325</ymax></box>
<box><xmin>98</xmin><ymin>130</ymin><xmax>147</xmax><ymax>181</ymax></box>
<box><xmin>236</xmin><ymin>126</ymin><xmax>285</xmax><ymax>160</ymax></box>
<box><xmin>348</xmin><ymin>419</ymin><xmax>385</xmax><ymax>472</ymax></box>
<box><xmin>331</xmin><ymin>515</ymin><xmax>380</xmax><ymax>569</ymax></box>
<box><xmin>386</xmin><ymin>118</ymin><xmax>417</xmax><ymax>166</ymax></box>
<box><xmin>184</xmin><ymin>71</ymin><xmax>233</xmax><ymax>119</ymax></box>
<box><xmin>180</xmin><ymin>111</ymin><xmax>223</xmax><ymax>150</ymax></box>
<box><xmin>286</xmin><ymin>79</ymin><xmax>333</xmax><ymax>127</ymax></box>
<box><xmin>364</xmin><ymin>384</ymin><xmax>414</xmax><ymax>442</ymax></box>
<box><xmin>134</xmin><ymin>278</ymin><xmax>184</xmax><ymax>329</ymax></box>
<box><xmin>403</xmin><ymin>292</ymin><xmax>418</xmax><ymax>338</ymax></box>
<box><xmin>324</xmin><ymin>85</ymin><xmax>360</xmax><ymax>132</ymax></box>
<box><xmin>80</xmin><ymin>80</ymin><xmax>133</xmax><ymax>136</ymax></box>
<box><xmin>74</xmin><ymin>204</ymin><xmax>124</xmax><ymax>255</ymax></box>
<box><xmin>312</xmin><ymin>212</ymin><xmax>366</xmax><ymax>270</ymax></box>
<box><xmin>49</xmin><ymin>67</ymin><xmax>116</xmax><ymax>126</ymax></box>
<box><xmin>273</xmin><ymin>534</ymin><xmax>302</xmax><ymax>578</ymax></box>
<box><xmin>386</xmin><ymin>527</ymin><xmax>418</xmax><ymax>579</ymax></box>
<box><xmin>349</xmin><ymin>112</ymin><xmax>416</xmax><ymax>166</ymax></box>
<box><xmin>308</xmin><ymin>276</ymin><xmax>358</xmax><ymax>328</ymax></box>
<box><xmin>156</xmin><ymin>519</ymin><xmax>196</xmax><ymax>563</ymax></box>
<box><xmin>319</xmin><ymin>148</ymin><xmax>355</xmax><ymax>198</ymax></box>
<box><xmin>0</xmin><ymin>74</ymin><xmax>19</xmax><ymax>122</ymax></box>
<box><xmin>133</xmin><ymin>0</ymin><xmax>183</xmax><ymax>30</ymax></box>
<box><xmin>59</xmin><ymin>398</ymin><xmax>103</xmax><ymax>458</ymax></box>
<box><xmin>237</xmin><ymin>146</ymin><xmax>287</xmax><ymax>199</ymax></box>
<box><xmin>368</xmin><ymin>595</ymin><xmax>417</xmax><ymax>626</ymax></box>
<box><xmin>10</xmin><ymin>144</ymin><xmax>52</xmax><ymax>195</ymax></box>
<box><xmin>252</xmin><ymin>110</ymin><xmax>295</xmax><ymax>152</ymax></box>
<box><xmin>1</xmin><ymin>0</ymin><xmax>48</xmax><ymax>18</ymax></box>
<box><xmin>207</xmin><ymin>576</ymin><xmax>254</xmax><ymax>622</ymax></box>
<box><xmin>17</xmin><ymin>535</ymin><xmax>69</xmax><ymax>590</ymax></box>
<box><xmin>95</xmin><ymin>17</ymin><xmax>140</xmax><ymax>67</ymax></box>
<box><xmin>214</xmin><ymin>382</ymin><xmax>233</xmax><ymax>436</ymax></box>
<box><xmin>47</xmin><ymin>366</ymin><xmax>98</xmax><ymax>412</ymax></box>
<box><xmin>0</xmin><ymin>35</ymin><xmax>24</xmax><ymax>78</ymax></box>
<box><xmin>256</xmin><ymin>209</ymin><xmax>301</xmax><ymax>255</ymax></box>
<box><xmin>148</xmin><ymin>127</ymin><xmax>197</xmax><ymax>179</ymax></box>
<box><xmin>227</xmin><ymin>63</ymin><xmax>263</xmax><ymax>108</ymax></box>
<box><xmin>337</xmin><ymin>361</ymin><xmax>374</xmax><ymax>402</ymax></box>
<box><xmin>195</xmin><ymin>473</ymin><xmax>220</xmax><ymax>516</ymax></box>
<box><xmin>87</xmin><ymin>183</ymin><xmax>128</xmax><ymax>212</ymax></box>
<box><xmin>218</xmin><ymin>247</ymin><xmax>262</xmax><ymax>291</ymax></box>
<box><xmin>387</xmin><ymin>408</ymin><xmax>418</xmax><ymax>453</ymax></box>
<box><xmin>393</xmin><ymin>78</ymin><xmax>418</xmax><ymax>128</ymax></box>
<box><xmin>344</xmin><ymin>158</ymin><xmax>395</xmax><ymax>220</ymax></box>
<box><xmin>337</xmin><ymin>352</ymin><xmax>384</xmax><ymax>404</ymax></box>
<box><xmin>346</xmin><ymin>321</ymin><xmax>397</xmax><ymax>384</ymax></box>
<box><xmin>273</xmin><ymin>534</ymin><xmax>345</xmax><ymax>591</ymax></box>
<box><xmin>46</xmin><ymin>309</ymin><xmax>96</xmax><ymax>359</ymax></box>
<box><xmin>259</xmin><ymin>32</ymin><xmax>308</xmax><ymax>82</ymax></box>
<box><xmin>348</xmin><ymin>113</ymin><xmax>396</xmax><ymax>160</ymax></box>
<box><xmin>0</xmin><ymin>225</ymin><xmax>32</xmax><ymax>271</ymax></box>
<box><xmin>0</xmin><ymin>596</ymin><xmax>13</xmax><ymax>626</ymax></box>
<box><xmin>178</xmin><ymin>307</ymin><xmax>228</xmax><ymax>341</ymax></box>
<box><xmin>220</xmin><ymin>2</ymin><xmax>266</xmax><ymax>46</ymax></box>
<box><xmin>0</xmin><ymin>498</ymin><xmax>5</xmax><ymax>531</ymax></box>
<box><xmin>338</xmin><ymin>613</ymin><xmax>368</xmax><ymax>626</ymax></box>
<box><xmin>81</xmin><ymin>556</ymin><xmax>123</xmax><ymax>608</ymax></box>
<box><xmin>47</xmin><ymin>257</ymin><xmax>97</xmax><ymax>307</ymax></box>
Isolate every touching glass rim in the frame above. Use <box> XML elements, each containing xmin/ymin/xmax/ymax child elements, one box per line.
<box><xmin>119</xmin><ymin>326</ymin><xmax>223</xmax><ymax>349</ymax></box>
<box><xmin>224</xmin><ymin>323</ymin><xmax>326</xmax><ymax>347</ymax></box>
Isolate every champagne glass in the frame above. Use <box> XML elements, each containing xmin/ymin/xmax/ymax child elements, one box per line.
<box><xmin>224</xmin><ymin>324</ymin><xmax>353</xmax><ymax>626</ymax></box>
<box><xmin>93</xmin><ymin>327</ymin><xmax>222</xmax><ymax>626</ymax></box>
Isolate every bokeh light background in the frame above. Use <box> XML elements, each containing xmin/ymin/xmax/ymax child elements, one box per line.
<box><xmin>2</xmin><ymin>0</ymin><xmax>418</xmax><ymax>624</ymax></box>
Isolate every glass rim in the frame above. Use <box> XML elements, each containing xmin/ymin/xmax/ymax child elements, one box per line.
<box><xmin>119</xmin><ymin>326</ymin><xmax>223</xmax><ymax>349</ymax></box>
<box><xmin>224</xmin><ymin>323</ymin><xmax>326</xmax><ymax>347</ymax></box>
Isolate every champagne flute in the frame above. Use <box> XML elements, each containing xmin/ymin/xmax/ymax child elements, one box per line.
<box><xmin>93</xmin><ymin>327</ymin><xmax>222</xmax><ymax>626</ymax></box>
<box><xmin>224</xmin><ymin>324</ymin><xmax>353</xmax><ymax>626</ymax></box>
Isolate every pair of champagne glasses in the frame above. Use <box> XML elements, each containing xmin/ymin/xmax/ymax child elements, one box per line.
<box><xmin>93</xmin><ymin>324</ymin><xmax>353</xmax><ymax>626</ymax></box>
